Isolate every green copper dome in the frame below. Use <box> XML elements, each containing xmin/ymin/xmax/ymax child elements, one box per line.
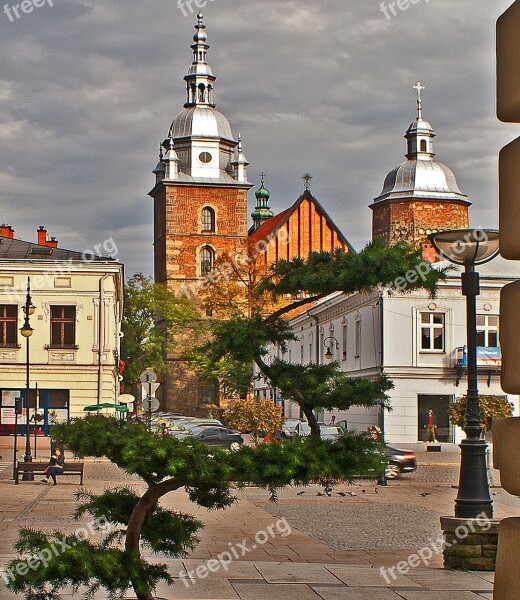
<box><xmin>255</xmin><ymin>185</ymin><xmax>270</xmax><ymax>200</ymax></box>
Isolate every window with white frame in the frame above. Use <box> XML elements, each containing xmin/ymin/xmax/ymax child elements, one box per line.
<box><xmin>309</xmin><ymin>332</ymin><xmax>313</xmax><ymax>364</ymax></box>
<box><xmin>476</xmin><ymin>315</ymin><xmax>499</xmax><ymax>348</ymax></box>
<box><xmin>342</xmin><ymin>321</ymin><xmax>347</xmax><ymax>360</ymax></box>
<box><xmin>420</xmin><ymin>313</ymin><xmax>445</xmax><ymax>352</ymax></box>
<box><xmin>300</xmin><ymin>335</ymin><xmax>305</xmax><ymax>364</ymax></box>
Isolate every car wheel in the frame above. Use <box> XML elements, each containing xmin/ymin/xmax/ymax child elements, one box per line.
<box><xmin>229</xmin><ymin>442</ymin><xmax>241</xmax><ymax>451</ymax></box>
<box><xmin>385</xmin><ymin>464</ymin><xmax>401</xmax><ymax>479</ymax></box>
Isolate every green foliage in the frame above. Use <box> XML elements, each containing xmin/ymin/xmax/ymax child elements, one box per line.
<box><xmin>198</xmin><ymin>241</ymin><xmax>446</xmax><ymax>436</ymax></box>
<box><xmin>121</xmin><ymin>273</ymin><xmax>198</xmax><ymax>387</ymax></box>
<box><xmin>9</xmin><ymin>417</ymin><xmax>385</xmax><ymax>600</ymax></box>
<box><xmin>260</xmin><ymin>241</ymin><xmax>447</xmax><ymax>301</ymax></box>
<box><xmin>6</xmin><ymin>529</ymin><xmax>171</xmax><ymax>600</ymax></box>
<box><xmin>268</xmin><ymin>360</ymin><xmax>394</xmax><ymax>412</ymax></box>
<box><xmin>74</xmin><ymin>488</ymin><xmax>204</xmax><ymax>557</ymax></box>
<box><xmin>448</xmin><ymin>395</ymin><xmax>515</xmax><ymax>431</ymax></box>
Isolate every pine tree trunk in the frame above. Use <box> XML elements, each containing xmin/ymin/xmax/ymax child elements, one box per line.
<box><xmin>126</xmin><ymin>487</ymin><xmax>161</xmax><ymax>600</ymax></box>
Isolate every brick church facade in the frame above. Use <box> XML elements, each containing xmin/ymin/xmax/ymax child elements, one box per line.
<box><xmin>150</xmin><ymin>18</ymin><xmax>471</xmax><ymax>414</ymax></box>
<box><xmin>370</xmin><ymin>83</ymin><xmax>470</xmax><ymax>260</ymax></box>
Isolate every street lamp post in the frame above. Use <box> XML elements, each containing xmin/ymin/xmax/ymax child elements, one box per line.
<box><xmin>20</xmin><ymin>277</ymin><xmax>36</xmax><ymax>481</ymax></box>
<box><xmin>429</xmin><ymin>229</ymin><xmax>500</xmax><ymax>519</ymax></box>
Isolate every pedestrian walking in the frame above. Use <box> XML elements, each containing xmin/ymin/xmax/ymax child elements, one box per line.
<box><xmin>40</xmin><ymin>448</ymin><xmax>64</xmax><ymax>485</ymax></box>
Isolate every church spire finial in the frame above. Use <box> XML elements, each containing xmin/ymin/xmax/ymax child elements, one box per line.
<box><xmin>413</xmin><ymin>82</ymin><xmax>425</xmax><ymax>119</ymax></box>
<box><xmin>183</xmin><ymin>12</ymin><xmax>216</xmax><ymax>108</ymax></box>
<box><xmin>302</xmin><ymin>173</ymin><xmax>313</xmax><ymax>191</ymax></box>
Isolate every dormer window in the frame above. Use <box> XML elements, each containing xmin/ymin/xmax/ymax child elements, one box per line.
<box><xmin>201</xmin><ymin>207</ymin><xmax>216</xmax><ymax>232</ymax></box>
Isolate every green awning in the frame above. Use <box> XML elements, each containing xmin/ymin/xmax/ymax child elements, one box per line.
<box><xmin>83</xmin><ymin>403</ymin><xmax>128</xmax><ymax>413</ymax></box>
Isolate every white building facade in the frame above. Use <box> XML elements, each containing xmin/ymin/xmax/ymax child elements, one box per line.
<box><xmin>256</xmin><ymin>258</ymin><xmax>520</xmax><ymax>447</ymax></box>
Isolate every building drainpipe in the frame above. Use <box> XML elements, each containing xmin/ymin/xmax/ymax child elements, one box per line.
<box><xmin>98</xmin><ymin>275</ymin><xmax>110</xmax><ymax>405</ymax></box>
<box><xmin>377</xmin><ymin>292</ymin><xmax>388</xmax><ymax>487</ymax></box>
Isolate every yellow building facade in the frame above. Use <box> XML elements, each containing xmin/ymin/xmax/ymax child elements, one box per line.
<box><xmin>0</xmin><ymin>234</ymin><xmax>123</xmax><ymax>436</ymax></box>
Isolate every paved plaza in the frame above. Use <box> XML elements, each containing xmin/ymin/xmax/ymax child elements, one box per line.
<box><xmin>0</xmin><ymin>452</ymin><xmax>516</xmax><ymax>599</ymax></box>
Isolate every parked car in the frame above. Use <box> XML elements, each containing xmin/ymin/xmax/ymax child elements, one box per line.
<box><xmin>384</xmin><ymin>447</ymin><xmax>417</xmax><ymax>479</ymax></box>
<box><xmin>336</xmin><ymin>419</ymin><xmax>348</xmax><ymax>431</ymax></box>
<box><xmin>281</xmin><ymin>418</ymin><xmax>304</xmax><ymax>438</ymax></box>
<box><xmin>176</xmin><ymin>419</ymin><xmax>224</xmax><ymax>431</ymax></box>
<box><xmin>182</xmin><ymin>426</ymin><xmax>244</xmax><ymax>450</ymax></box>
<box><xmin>295</xmin><ymin>422</ymin><xmax>343</xmax><ymax>441</ymax></box>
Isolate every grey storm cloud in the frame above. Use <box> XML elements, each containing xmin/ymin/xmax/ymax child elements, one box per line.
<box><xmin>0</xmin><ymin>0</ymin><xmax>516</xmax><ymax>275</ymax></box>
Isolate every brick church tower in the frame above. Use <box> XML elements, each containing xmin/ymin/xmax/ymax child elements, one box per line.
<box><xmin>149</xmin><ymin>13</ymin><xmax>253</xmax><ymax>413</ymax></box>
<box><xmin>150</xmin><ymin>13</ymin><xmax>252</xmax><ymax>294</ymax></box>
<box><xmin>370</xmin><ymin>83</ymin><xmax>471</xmax><ymax>261</ymax></box>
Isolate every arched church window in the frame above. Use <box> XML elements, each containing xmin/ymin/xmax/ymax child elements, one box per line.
<box><xmin>201</xmin><ymin>246</ymin><xmax>215</xmax><ymax>274</ymax></box>
<box><xmin>198</xmin><ymin>84</ymin><xmax>206</xmax><ymax>103</ymax></box>
<box><xmin>201</xmin><ymin>207</ymin><xmax>215</xmax><ymax>232</ymax></box>
<box><xmin>420</xmin><ymin>140</ymin><xmax>427</xmax><ymax>153</ymax></box>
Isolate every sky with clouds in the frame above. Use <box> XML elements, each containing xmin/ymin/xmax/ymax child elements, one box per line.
<box><xmin>0</xmin><ymin>0</ymin><xmax>516</xmax><ymax>276</ymax></box>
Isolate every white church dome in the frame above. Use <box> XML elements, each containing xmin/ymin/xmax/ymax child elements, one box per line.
<box><xmin>170</xmin><ymin>107</ymin><xmax>234</xmax><ymax>141</ymax></box>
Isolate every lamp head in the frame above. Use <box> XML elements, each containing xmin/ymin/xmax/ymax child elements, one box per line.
<box><xmin>428</xmin><ymin>229</ymin><xmax>499</xmax><ymax>266</ymax></box>
<box><xmin>20</xmin><ymin>320</ymin><xmax>33</xmax><ymax>338</ymax></box>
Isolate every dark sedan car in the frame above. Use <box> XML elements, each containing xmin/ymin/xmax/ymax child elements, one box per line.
<box><xmin>184</xmin><ymin>426</ymin><xmax>244</xmax><ymax>451</ymax></box>
<box><xmin>385</xmin><ymin>447</ymin><xmax>417</xmax><ymax>479</ymax></box>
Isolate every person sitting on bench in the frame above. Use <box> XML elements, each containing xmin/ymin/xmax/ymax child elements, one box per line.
<box><xmin>40</xmin><ymin>448</ymin><xmax>64</xmax><ymax>485</ymax></box>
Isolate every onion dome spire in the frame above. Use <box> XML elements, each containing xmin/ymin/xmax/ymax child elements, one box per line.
<box><xmin>405</xmin><ymin>82</ymin><xmax>436</xmax><ymax>161</ymax></box>
<box><xmin>251</xmin><ymin>173</ymin><xmax>274</xmax><ymax>231</ymax></box>
<box><xmin>184</xmin><ymin>12</ymin><xmax>216</xmax><ymax>108</ymax></box>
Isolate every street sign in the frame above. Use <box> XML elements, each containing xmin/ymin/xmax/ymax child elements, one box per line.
<box><xmin>140</xmin><ymin>370</ymin><xmax>157</xmax><ymax>384</ymax></box>
<box><xmin>141</xmin><ymin>382</ymin><xmax>160</xmax><ymax>398</ymax></box>
<box><xmin>118</xmin><ymin>394</ymin><xmax>135</xmax><ymax>404</ymax></box>
<box><xmin>142</xmin><ymin>397</ymin><xmax>160</xmax><ymax>413</ymax></box>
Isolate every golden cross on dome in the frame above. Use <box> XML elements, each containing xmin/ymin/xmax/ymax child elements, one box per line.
<box><xmin>302</xmin><ymin>173</ymin><xmax>313</xmax><ymax>191</ymax></box>
<box><xmin>413</xmin><ymin>82</ymin><xmax>425</xmax><ymax>119</ymax></box>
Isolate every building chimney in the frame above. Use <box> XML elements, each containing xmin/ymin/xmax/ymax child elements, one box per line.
<box><xmin>37</xmin><ymin>226</ymin><xmax>58</xmax><ymax>248</ymax></box>
<box><xmin>0</xmin><ymin>224</ymin><xmax>14</xmax><ymax>239</ymax></box>
<box><xmin>37</xmin><ymin>226</ymin><xmax>47</xmax><ymax>245</ymax></box>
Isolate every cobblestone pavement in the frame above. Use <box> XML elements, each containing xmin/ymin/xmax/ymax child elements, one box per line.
<box><xmin>0</xmin><ymin>458</ymin><xmax>509</xmax><ymax>599</ymax></box>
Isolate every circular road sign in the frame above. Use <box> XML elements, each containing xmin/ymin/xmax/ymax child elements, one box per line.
<box><xmin>118</xmin><ymin>394</ymin><xmax>136</xmax><ymax>404</ymax></box>
<box><xmin>142</xmin><ymin>397</ymin><xmax>160</xmax><ymax>413</ymax></box>
<box><xmin>140</xmin><ymin>370</ymin><xmax>158</xmax><ymax>384</ymax></box>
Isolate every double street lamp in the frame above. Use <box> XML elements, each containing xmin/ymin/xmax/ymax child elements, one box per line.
<box><xmin>429</xmin><ymin>229</ymin><xmax>500</xmax><ymax>519</ymax></box>
<box><xmin>20</xmin><ymin>277</ymin><xmax>35</xmax><ymax>481</ymax></box>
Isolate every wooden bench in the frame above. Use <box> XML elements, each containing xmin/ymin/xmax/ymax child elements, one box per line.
<box><xmin>14</xmin><ymin>461</ymin><xmax>85</xmax><ymax>485</ymax></box>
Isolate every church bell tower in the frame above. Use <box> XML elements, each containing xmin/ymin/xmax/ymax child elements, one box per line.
<box><xmin>150</xmin><ymin>13</ymin><xmax>252</xmax><ymax>294</ymax></box>
<box><xmin>149</xmin><ymin>13</ymin><xmax>253</xmax><ymax>414</ymax></box>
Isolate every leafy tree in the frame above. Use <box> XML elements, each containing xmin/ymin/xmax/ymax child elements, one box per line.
<box><xmin>200</xmin><ymin>240</ymin><xmax>288</xmax><ymax>319</ymax></box>
<box><xmin>201</xmin><ymin>241</ymin><xmax>446</xmax><ymax>437</ymax></box>
<box><xmin>6</xmin><ymin>416</ymin><xmax>385</xmax><ymax>600</ymax></box>
<box><xmin>121</xmin><ymin>274</ymin><xmax>199</xmax><ymax>392</ymax></box>
<box><xmin>223</xmin><ymin>398</ymin><xmax>284</xmax><ymax>438</ymax></box>
<box><xmin>448</xmin><ymin>395</ymin><xmax>515</xmax><ymax>432</ymax></box>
